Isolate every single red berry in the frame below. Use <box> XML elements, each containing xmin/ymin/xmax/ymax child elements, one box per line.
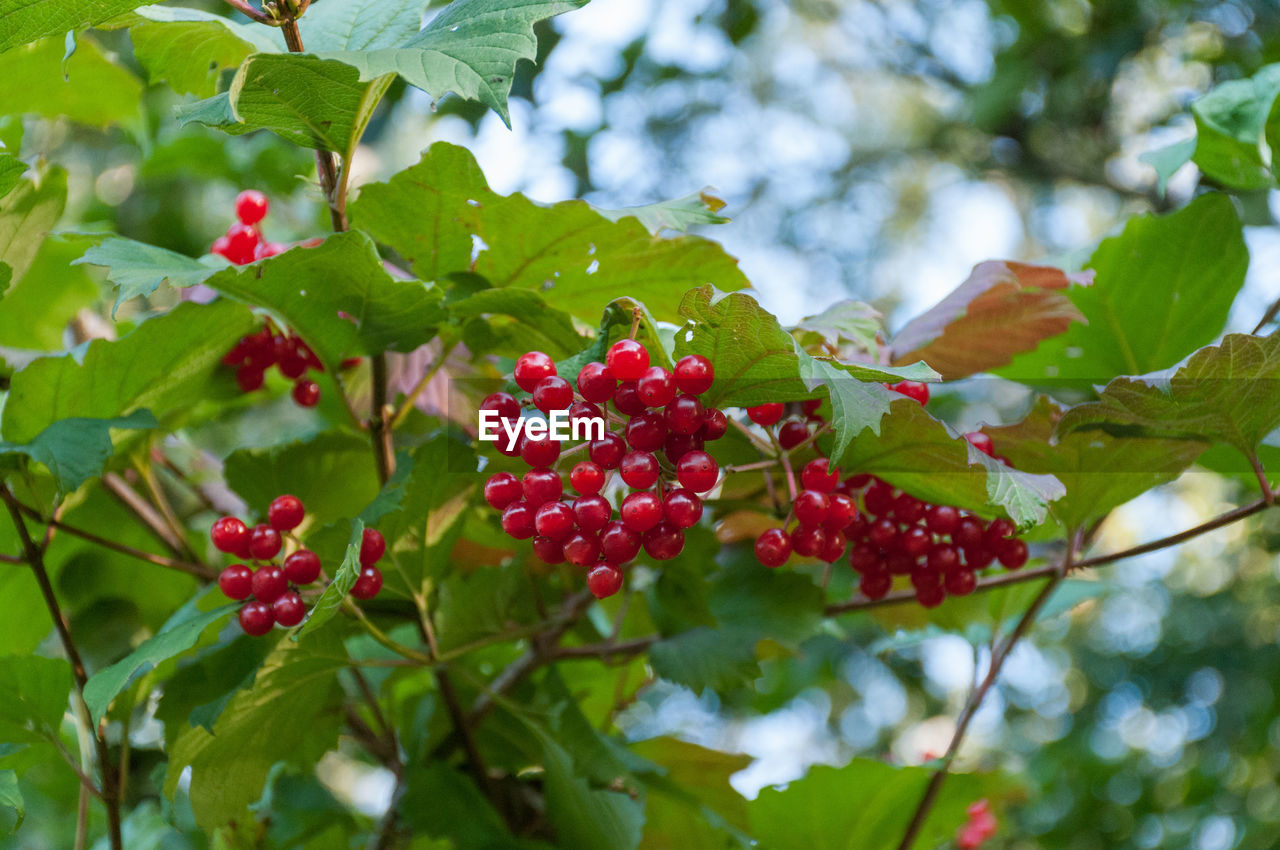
<box><xmin>514</xmin><ymin>351</ymin><xmax>556</xmax><ymax>392</ymax></box>
<box><xmin>283</xmin><ymin>549</ymin><xmax>322</xmax><ymax>584</ymax></box>
<box><xmin>619</xmin><ymin>451</ymin><xmax>661</xmax><ymax>489</ymax></box>
<box><xmin>224</xmin><ymin>222</ymin><xmax>260</xmax><ymax>265</ymax></box>
<box><xmin>600</xmin><ymin>521</ymin><xmax>642</xmax><ymax>563</ymax></box>
<box><xmin>643</xmin><ymin>522</ymin><xmax>685</xmax><ymax>560</ymax></box>
<box><xmin>520</xmin><ymin>435</ymin><xmax>562</xmax><ymax>467</ymax></box>
<box><xmin>236</xmin><ymin>365</ymin><xmax>265</xmax><ymax>393</ymax></box>
<box><xmin>901</xmin><ymin>527</ymin><xmax>932</xmax><ymax>558</ymax></box>
<box><xmin>985</xmin><ymin>518</ymin><xmax>1016</xmax><ymax>545</ymax></box>
<box><xmin>944</xmin><ymin>569</ymin><xmax>976</xmax><ymax>596</ymax></box>
<box><xmin>522</xmin><ymin>468</ymin><xmax>563</xmax><ymax>506</ymax></box>
<box><xmin>793</xmin><ymin>490</ymin><xmax>830</xmax><ymax>526</ymax></box>
<box><xmin>235</xmin><ymin>189</ymin><xmax>269</xmax><ymax>225</ymax></box>
<box><xmin>792</xmin><ymin>525</ymin><xmax>828</xmax><ymax>558</ymax></box>
<box><xmin>964</xmin><ymin>431</ymin><xmax>995</xmax><ymax>458</ymax></box>
<box><xmin>663</xmin><ymin>432</ymin><xmax>704</xmax><ymax>465</ymax></box>
<box><xmin>360</xmin><ymin>528</ymin><xmax>386</xmax><ymax>566</ymax></box>
<box><xmin>248</xmin><ymin>524</ymin><xmax>282</xmax><ymax>560</ymax></box>
<box><xmin>867</xmin><ymin>518</ymin><xmax>898</xmax><ymax>550</ymax></box>
<box><xmin>587</xmin><ymin>564</ymin><xmax>625</xmax><ymax>598</ymax></box>
<box><xmin>569</xmin><ymin>462</ymin><xmax>605</xmax><ymax>495</ymax></box>
<box><xmin>801</xmin><ymin>399</ymin><xmax>822</xmax><ymax>416</ymax></box>
<box><xmin>485</xmin><ymin>472</ymin><xmax>523</xmax><ymax>509</ymax></box>
<box><xmin>778</xmin><ymin>420</ymin><xmax>810</xmax><ymax>449</ymax></box>
<box><xmin>212</xmin><ymin>235</ymin><xmax>233</xmax><ymax>260</ymax></box>
<box><xmin>256</xmin><ymin>241</ymin><xmax>285</xmax><ymax>260</ymax></box>
<box><xmin>637</xmin><ymin>366</ymin><xmax>677</xmax><ymax>407</ymax></box>
<box><xmin>562</xmin><ymin>532</ymin><xmax>601</xmax><ymax>567</ymax></box>
<box><xmin>700</xmin><ymin>408</ymin><xmax>729</xmax><ymax>440</ymax></box>
<box><xmin>211</xmin><ymin>516</ymin><xmax>250</xmax><ymax>553</ymax></box>
<box><xmin>888</xmin><ymin>380</ymin><xmax>930</xmax><ymax>405</ymax></box>
<box><xmin>800</xmin><ymin>459</ymin><xmax>839</xmax><ymax>493</ymax></box>
<box><xmin>824</xmin><ymin>493</ymin><xmax>858</xmax><ymax>530</ymax></box>
<box><xmin>606</xmin><ymin>339</ymin><xmax>650</xmax><ymax>381</ymax></box>
<box><xmin>746</xmin><ymin>403</ymin><xmax>784</xmax><ymax>427</ymax></box>
<box><xmin>613</xmin><ymin>381</ymin><xmax>649</xmax><ymax>416</ymax></box>
<box><xmin>576</xmin><ymin>362</ymin><xmax>617</xmax><ymax>403</ymax></box>
<box><xmin>572</xmin><ymin>495</ymin><xmax>612</xmax><ymax>532</ymax></box>
<box><xmin>532</xmin><ymin>376</ymin><xmax>574</xmax><ymax>414</ymax></box>
<box><xmin>272</xmin><ymin>591</ymin><xmax>306</xmax><ymax>626</ymax></box>
<box><xmin>953</xmin><ymin>517</ymin><xmax>985</xmax><ymax>549</ymax></box>
<box><xmin>620</xmin><ymin>491</ymin><xmax>663</xmax><ymax>532</ymax></box>
<box><xmin>239</xmin><ymin>601</ymin><xmax>275</xmax><ymax>635</ymax></box>
<box><xmin>251</xmin><ymin>565</ymin><xmax>288</xmax><ymax>603</ymax></box>
<box><xmin>997</xmin><ymin>539</ymin><xmax>1028</xmax><ymax>569</ymax></box>
<box><xmin>860</xmin><ymin>571</ymin><xmax>893</xmax><ymax>600</ymax></box>
<box><xmin>673</xmin><ymin>354</ymin><xmax>714</xmax><ymax>395</ymax></box>
<box><xmin>927</xmin><ymin>544</ymin><xmax>960</xmax><ymax>573</ymax></box>
<box><xmin>495</xmin><ymin>432</ymin><xmax>524</xmax><ymax>458</ymax></box>
<box><xmin>849</xmin><ymin>543</ymin><xmax>879</xmax><ymax>573</ymax></box>
<box><xmin>568</xmin><ymin>400</ymin><xmax>603</xmax><ymax>426</ymax></box>
<box><xmin>664</xmin><ymin>395</ymin><xmax>704</xmax><ymax>435</ymax></box>
<box><xmin>675</xmin><ymin>450</ymin><xmax>718</xmax><ymax>493</ymax></box>
<box><xmin>481</xmin><ymin>391</ymin><xmax>521</xmax><ymax>421</ymax></box>
<box><xmin>531</xmin><ymin>536</ymin><xmax>565</xmax><ymax>564</ymax></box>
<box><xmin>915</xmin><ymin>582</ymin><xmax>946</xmax><ymax>608</ymax></box>
<box><xmin>589</xmin><ymin>433</ymin><xmax>626</xmax><ymax>469</ymax></box>
<box><xmin>925</xmin><ymin>504</ymin><xmax>960</xmax><ymax>535</ymax></box>
<box><xmin>292</xmin><ymin>379</ymin><xmax>321</xmax><ymax>407</ymax></box>
<box><xmin>534</xmin><ymin>502</ymin><xmax>576</xmax><ymax>540</ymax></box>
<box><xmin>846</xmin><ymin>512</ymin><xmax>870</xmax><ymax>541</ymax></box>
<box><xmin>863</xmin><ymin>480</ymin><xmax>895</xmax><ymax>516</ymax></box>
<box><xmin>351</xmin><ymin>566</ymin><xmax>383</xmax><ymax>599</ymax></box>
<box><xmin>664</xmin><ymin>489</ymin><xmax>703</xmax><ymax>528</ymax></box>
<box><xmin>267</xmin><ymin>494</ymin><xmax>305</xmax><ymax>531</ymax></box>
<box><xmin>964</xmin><ymin>546</ymin><xmax>995</xmax><ymax>569</ymax></box>
<box><xmin>278</xmin><ymin>345</ymin><xmax>309</xmax><ymax>379</ymax></box>
<box><xmin>755</xmin><ymin>528</ymin><xmax>793</xmax><ymax>568</ymax></box>
<box><xmin>218</xmin><ymin>564</ymin><xmax>254</xmax><ymax>600</ymax></box>
<box><xmin>892</xmin><ymin>493</ymin><xmax>925</xmax><ymax>524</ymax></box>
<box><xmin>625</xmin><ymin>412</ymin><xmax>667</xmax><ymax>451</ymax></box>
<box><xmin>820</xmin><ymin>530</ymin><xmax>847</xmax><ymax>563</ymax></box>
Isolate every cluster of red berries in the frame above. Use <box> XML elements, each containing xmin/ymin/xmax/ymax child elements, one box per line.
<box><xmin>222</xmin><ymin>323</ymin><xmax>323</xmax><ymax>407</ymax></box>
<box><xmin>956</xmin><ymin>799</ymin><xmax>997</xmax><ymax>849</ymax></box>
<box><xmin>483</xmin><ymin>339</ymin><xmax>723</xmax><ymax>599</ymax></box>
<box><xmin>211</xmin><ymin>190</ymin><xmax>284</xmax><ymax>265</ymax></box>
<box><xmin>212</xmin><ymin>494</ymin><xmax>386</xmax><ymax>635</ymax></box>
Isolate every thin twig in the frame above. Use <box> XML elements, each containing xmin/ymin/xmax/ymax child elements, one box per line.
<box><xmin>1252</xmin><ymin>295</ymin><xmax>1280</xmax><ymax>335</ymax></box>
<box><xmin>370</xmin><ymin>354</ymin><xmax>396</xmax><ymax>484</ymax></box>
<box><xmin>102</xmin><ymin>473</ymin><xmax>190</xmax><ymax>557</ymax></box>
<box><xmin>223</xmin><ymin>0</ymin><xmax>272</xmax><ymax>24</ymax></box>
<box><xmin>390</xmin><ymin>341</ymin><xmax>458</xmax><ymax>429</ymax></box>
<box><xmin>1249</xmin><ymin>452</ymin><xmax>1274</xmax><ymax>505</ymax></box>
<box><xmin>551</xmin><ymin>635</ymin><xmax>657</xmax><ymax>659</ymax></box>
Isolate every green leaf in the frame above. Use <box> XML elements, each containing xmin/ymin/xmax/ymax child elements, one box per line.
<box><xmin>319</xmin><ymin>0</ymin><xmax>588</xmax><ymax>126</ymax></box>
<box><xmin>648</xmin><ymin>626</ymin><xmax>762</xmax><ymax>694</ymax></box>
<box><xmin>1000</xmin><ymin>194</ymin><xmax>1248</xmax><ymax>390</ymax></box>
<box><xmin>535</xmin><ymin>727</ymin><xmax>645</xmax><ymax>850</ymax></box>
<box><xmin>0</xmin><ymin>167</ymin><xmax>66</xmax><ymax>285</ymax></box>
<box><xmin>125</xmin><ymin>7</ymin><xmax>271</xmax><ymax>97</ymax></box>
<box><xmin>1190</xmin><ymin>64</ymin><xmax>1280</xmax><ymax>190</ymax></box>
<box><xmin>0</xmin><ymin>154</ymin><xmax>24</xmax><ymax>199</ymax></box>
<box><xmin>296</xmin><ymin>520</ymin><xmax>365</xmax><ymax>639</ymax></box>
<box><xmin>164</xmin><ymin>629</ymin><xmax>346</xmax><ymax>831</ymax></box>
<box><xmin>985</xmin><ymin>397</ymin><xmax>1206</xmax><ymax>528</ymax></box>
<box><xmin>0</xmin><ymin>770</ymin><xmax>23</xmax><ymax>833</ymax></box>
<box><xmin>84</xmin><ymin>596</ymin><xmax>236</xmax><ymax>725</ymax></box>
<box><xmin>299</xmin><ymin>0</ymin><xmax>427</xmax><ymax>51</ymax></box>
<box><xmin>1057</xmin><ymin>333</ymin><xmax>1280</xmax><ymax>466</ymax></box>
<box><xmin>630</xmin><ymin>738</ymin><xmax>751</xmax><ymax>849</ymax></box>
<box><xmin>0</xmin><ymin>0</ymin><xmax>150</xmax><ymax>54</ymax></box>
<box><xmin>449</xmin><ymin>281</ymin><xmax>586</xmax><ymax>358</ymax></box>
<box><xmin>595</xmin><ymin>189</ymin><xmax>730</xmax><ymax>234</ymax></box>
<box><xmin>349</xmin><ymin>143</ymin><xmax>749</xmax><ymax>321</ymax></box>
<box><xmin>0</xmin><ymin>656</ymin><xmax>71</xmax><ymax>745</ymax></box>
<box><xmin>0</xmin><ymin>234</ymin><xmax>100</xmax><ymax>350</ymax></box>
<box><xmin>0</xmin><ymin>37</ymin><xmax>141</xmax><ymax>128</ymax></box>
<box><xmin>200</xmin><ymin>231</ymin><xmax>445</xmax><ymax>365</ymax></box>
<box><xmin>793</xmin><ymin>299</ymin><xmax>883</xmax><ymax>353</ymax></box>
<box><xmin>398</xmin><ymin>763</ymin><xmax>514</xmax><ymax>846</ymax></box>
<box><xmin>0</xmin><ymin>409</ymin><xmax>157</xmax><ymax>493</ymax></box>
<box><xmin>1139</xmin><ymin>136</ymin><xmax>1195</xmax><ymax>194</ymax></box>
<box><xmin>2</xmin><ymin>299</ymin><xmax>256</xmax><ymax>443</ymax></box>
<box><xmin>74</xmin><ymin>236</ymin><xmax>226</xmax><ymax>316</ymax></box>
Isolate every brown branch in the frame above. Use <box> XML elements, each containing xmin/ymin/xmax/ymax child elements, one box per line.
<box><xmin>551</xmin><ymin>635</ymin><xmax>658</xmax><ymax>660</ymax></box>
<box><xmin>370</xmin><ymin>353</ymin><xmax>395</xmax><ymax>485</ymax></box>
<box><xmin>102</xmin><ymin>473</ymin><xmax>190</xmax><ymax>558</ymax></box>
<box><xmin>1252</xmin><ymin>295</ymin><xmax>1280</xmax><ymax>336</ymax></box>
<box><xmin>223</xmin><ymin>0</ymin><xmax>272</xmax><ymax>24</ymax></box>
<box><xmin>1249</xmin><ymin>452</ymin><xmax>1274</xmax><ymax>505</ymax></box>
<box><xmin>0</xmin><ymin>485</ymin><xmax>123</xmax><ymax>850</ymax></box>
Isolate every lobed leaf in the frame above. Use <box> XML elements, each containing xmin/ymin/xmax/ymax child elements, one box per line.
<box><xmin>295</xmin><ymin>519</ymin><xmax>365</xmax><ymax>639</ymax></box>
<box><xmin>0</xmin><ymin>0</ymin><xmax>151</xmax><ymax>54</ymax></box>
<box><xmin>0</xmin><ymin>409</ymin><xmax>158</xmax><ymax>493</ymax></box>
<box><xmin>0</xmin><ymin>37</ymin><xmax>141</xmax><ymax>128</ymax></box>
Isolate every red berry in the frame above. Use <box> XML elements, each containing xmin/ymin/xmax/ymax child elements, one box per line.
<box><xmin>664</xmin><ymin>395</ymin><xmax>705</xmax><ymax>435</ymax></box>
<box><xmin>606</xmin><ymin>339</ymin><xmax>649</xmax><ymax>381</ymax></box>
<box><xmin>248</xmin><ymin>524</ymin><xmax>282</xmax><ymax>560</ymax></box>
<box><xmin>746</xmin><ymin>403</ymin><xmax>784</xmax><ymax>426</ymax></box>
<box><xmin>620</xmin><ymin>491</ymin><xmax>663</xmax><ymax>532</ymax></box>
<box><xmin>985</xmin><ymin>518</ymin><xmax>1015</xmax><ymax>546</ymax></box>
<box><xmin>997</xmin><ymin>539</ymin><xmax>1028</xmax><ymax>570</ymax></box>
<box><xmin>864</xmin><ymin>480</ymin><xmax>895</xmax><ymax>515</ymax></box>
<box><xmin>820</xmin><ymin>530</ymin><xmax>847</xmax><ymax>563</ymax></box>
<box><xmin>360</xmin><ymin>528</ymin><xmax>386</xmax><ymax>566</ymax></box>
<box><xmin>619</xmin><ymin>451</ymin><xmax>661</xmax><ymax>489</ymax></box>
<box><xmin>793</xmin><ymin>490</ymin><xmax>830</xmax><ymax>526</ymax></box>
<box><xmin>888</xmin><ymin>380</ymin><xmax>930</xmax><ymax>405</ymax></box>
<box><xmin>534</xmin><ymin>502</ymin><xmax>576</xmax><ymax>540</ymax></box>
<box><xmin>481</xmin><ymin>391</ymin><xmax>521</xmax><ymax>421</ymax></box>
<box><xmin>278</xmin><ymin>345</ymin><xmax>309</xmax><ymax>379</ymax></box>
<box><xmin>824</xmin><ymin>493</ymin><xmax>858</xmax><ymax>530</ymax></box>
<box><xmin>845</xmin><ymin>473</ymin><xmax>872</xmax><ymax>489</ymax></box>
<box><xmin>964</xmin><ymin>431</ymin><xmax>995</xmax><ymax>458</ymax></box>
<box><xmin>211</xmin><ymin>517</ymin><xmax>250</xmax><ymax>553</ymax></box>
<box><xmin>792</xmin><ymin>525</ymin><xmax>828</xmax><ymax>558</ymax></box>
<box><xmin>272</xmin><ymin>591</ymin><xmax>306</xmax><ymax>626</ymax></box>
<box><xmin>351</xmin><ymin>566</ymin><xmax>383</xmax><ymax>599</ymax></box>
<box><xmin>800</xmin><ymin>459</ymin><xmax>839</xmax><ymax>493</ymax></box>
<box><xmin>778</xmin><ymin>420</ymin><xmax>810</xmax><ymax>449</ymax></box>
<box><xmin>637</xmin><ymin>366</ymin><xmax>677</xmax><ymax>407</ymax></box>
<box><xmin>600</xmin><ymin>521</ymin><xmax>642</xmax><ymax>563</ymax></box>
<box><xmin>576</xmin><ymin>362</ymin><xmax>616</xmax><ymax>403</ymax></box>
<box><xmin>954</xmin><ymin>517</ymin><xmax>985</xmax><ymax>549</ymax></box>
<box><xmin>292</xmin><ymin>379</ymin><xmax>320</xmax><ymax>407</ymax></box>
<box><xmin>892</xmin><ymin>494</ymin><xmax>924</xmax><ymax>524</ymax></box>
<box><xmin>901</xmin><ymin>527</ymin><xmax>931</xmax><ymax>558</ymax></box>
<box><xmin>944</xmin><ymin>569</ymin><xmax>976</xmax><ymax>596</ymax></box>
<box><xmin>224</xmin><ymin>222</ymin><xmax>260</xmax><ymax>265</ymax></box>
<box><xmin>251</xmin><ymin>565</ymin><xmax>288</xmax><ymax>603</ymax></box>
<box><xmin>236</xmin><ymin>365</ymin><xmax>265</xmax><ymax>393</ymax></box>
<box><xmin>587</xmin><ymin>564</ymin><xmax>625</xmax><ymax>598</ymax></box>
<box><xmin>562</xmin><ymin>532</ymin><xmax>601</xmax><ymax>567</ymax></box>
<box><xmin>283</xmin><ymin>549</ymin><xmax>322</xmax><ymax>584</ymax></box>
<box><xmin>673</xmin><ymin>354</ymin><xmax>714</xmax><ymax>395</ymax></box>
<box><xmin>522</xmin><ymin>468</ymin><xmax>563</xmax><ymax>506</ymax></box>
<box><xmin>867</xmin><ymin>518</ymin><xmax>898</xmax><ymax>550</ymax></box>
<box><xmin>589</xmin><ymin>433</ymin><xmax>626</xmax><ymax>469</ymax></box>
<box><xmin>849</xmin><ymin>543</ymin><xmax>880</xmax><ymax>573</ymax></box>
<box><xmin>239</xmin><ymin>601</ymin><xmax>275</xmax><ymax>635</ymax></box>
<box><xmin>888</xmin><ymin>553</ymin><xmax>918</xmax><ymax>576</ymax></box>
<box><xmin>218</xmin><ymin>564</ymin><xmax>254</xmax><ymax>600</ymax></box>
<box><xmin>532</xmin><ymin>376</ymin><xmax>574</xmax><ymax>414</ymax></box>
<box><xmin>675</xmin><ymin>450</ymin><xmax>718</xmax><ymax>493</ymax></box>
<box><xmin>663</xmin><ymin>432</ymin><xmax>704</xmax><ymax>465</ymax></box>
<box><xmin>643</xmin><ymin>522</ymin><xmax>685</xmax><ymax>560</ymax></box>
<box><xmin>514</xmin><ymin>351</ymin><xmax>556</xmax><ymax>392</ymax></box>
<box><xmin>572</xmin><ymin>495</ymin><xmax>612</xmax><ymax>532</ymax></box>
<box><xmin>964</xmin><ymin>547</ymin><xmax>995</xmax><ymax>570</ymax></box>
<box><xmin>625</xmin><ymin>412</ymin><xmax>667</xmax><ymax>451</ymax></box>
<box><xmin>756</xmin><ymin>528</ymin><xmax>793</xmax><ymax>567</ymax></box>
<box><xmin>212</xmin><ymin>235</ymin><xmax>233</xmax><ymax>260</ymax></box>
<box><xmin>568</xmin><ymin>400</ymin><xmax>603</xmax><ymax>426</ymax></box>
<box><xmin>927</xmin><ymin>544</ymin><xmax>960</xmax><ymax>573</ymax></box>
<box><xmin>520</xmin><ymin>435</ymin><xmax>561</xmax><ymax>467</ymax></box>
<box><xmin>860</xmin><ymin>571</ymin><xmax>893</xmax><ymax>600</ymax></box>
<box><xmin>801</xmin><ymin>399</ymin><xmax>822</xmax><ymax>416</ymax></box>
<box><xmin>664</xmin><ymin>489</ymin><xmax>703</xmax><ymax>528</ymax></box>
<box><xmin>700</xmin><ymin>408</ymin><xmax>728</xmax><ymax>440</ymax></box>
<box><xmin>915</xmin><ymin>583</ymin><xmax>945</xmax><ymax>608</ymax></box>
<box><xmin>613</xmin><ymin>381</ymin><xmax>648</xmax><ymax>416</ymax></box>
<box><xmin>569</xmin><ymin>462</ymin><xmax>605</xmax><ymax>495</ymax></box>
<box><xmin>495</xmin><ymin>432</ymin><xmax>524</xmax><ymax>458</ymax></box>
<box><xmin>485</xmin><ymin>472</ymin><xmax>523</xmax><ymax>509</ymax></box>
<box><xmin>256</xmin><ymin>241</ymin><xmax>285</xmax><ymax>260</ymax></box>
<box><xmin>235</xmin><ymin>189</ymin><xmax>269</xmax><ymax>225</ymax></box>
<box><xmin>267</xmin><ymin>494</ymin><xmax>305</xmax><ymax>531</ymax></box>
<box><xmin>532</xmin><ymin>536</ymin><xmax>565</xmax><ymax>564</ymax></box>
<box><xmin>925</xmin><ymin>504</ymin><xmax>960</xmax><ymax>535</ymax></box>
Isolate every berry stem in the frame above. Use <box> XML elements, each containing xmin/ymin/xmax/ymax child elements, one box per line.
<box><xmin>723</xmin><ymin>459</ymin><xmax>783</xmax><ymax>474</ymax></box>
<box><xmin>783</xmin><ymin>419</ymin><xmax>832</xmax><ymax>457</ymax></box>
<box><xmin>342</xmin><ymin>599</ymin><xmax>433</xmax><ymax>664</ymax></box>
<box><xmin>628</xmin><ymin>305</ymin><xmax>642</xmax><ymax>340</ymax></box>
<box><xmin>768</xmin><ymin>430</ymin><xmax>798</xmax><ymax>503</ymax></box>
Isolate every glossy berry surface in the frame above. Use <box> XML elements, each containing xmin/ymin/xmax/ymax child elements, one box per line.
<box><xmin>673</xmin><ymin>354</ymin><xmax>714</xmax><ymax>395</ymax></box>
<box><xmin>801</xmin><ymin>459</ymin><xmax>839</xmax><ymax>492</ymax></box>
<box><xmin>481</xmin><ymin>391</ymin><xmax>521</xmax><ymax>421</ymax></box>
<box><xmin>250</xmin><ymin>565</ymin><xmax>288</xmax><ymax>604</ymax></box>
<box><xmin>351</xmin><ymin>566</ymin><xmax>383</xmax><ymax>599</ymax></box>
<box><xmin>532</xmin><ymin>376</ymin><xmax>574</xmax><ymax>413</ymax></box>
<box><xmin>283</xmin><ymin>549</ymin><xmax>322</xmax><ymax>585</ymax></box>
<box><xmin>272</xmin><ymin>592</ymin><xmax>306</xmax><ymax>627</ymax></box>
<box><xmin>572</xmin><ymin>495</ymin><xmax>612</xmax><ymax>532</ymax></box>
<box><xmin>620</xmin><ymin>491</ymin><xmax>663</xmax><ymax>532</ymax></box>
<box><xmin>485</xmin><ymin>472</ymin><xmax>523</xmax><ymax>509</ymax></box>
<box><xmin>642</xmin><ymin>522</ymin><xmax>685</xmax><ymax>560</ymax></box>
<box><xmin>562</xmin><ymin>532</ymin><xmax>601</xmax><ymax>567</ymax></box>
<box><xmin>664</xmin><ymin>395</ymin><xmax>704</xmax><ymax>435</ymax></box>
<box><xmin>235</xmin><ymin>190</ymin><xmax>269</xmax><ymax>225</ymax></box>
<box><xmin>778</xmin><ymin>420</ymin><xmax>810</xmax><ymax>449</ymax></box>
<box><xmin>239</xmin><ymin>601</ymin><xmax>275</xmax><ymax>636</ymax></box>
<box><xmin>746</xmin><ymin>403</ymin><xmax>784</xmax><ymax>426</ymax></box>
<box><xmin>605</xmin><ymin>339</ymin><xmax>649</xmax><ymax>381</ymax></box>
<box><xmin>360</xmin><ymin>528</ymin><xmax>386</xmax><ymax>566</ymax></box>
<box><xmin>569</xmin><ymin>462</ymin><xmax>605</xmax><ymax>495</ymax></box>
<box><xmin>888</xmin><ymin>380</ymin><xmax>930</xmax><ymax>405</ymax></box>
<box><xmin>292</xmin><ymin>379</ymin><xmax>321</xmax><ymax>407</ymax></box>
<box><xmin>514</xmin><ymin>351</ymin><xmax>556</xmax><ymax>392</ymax></box>
<box><xmin>534</xmin><ymin>502</ymin><xmax>576</xmax><ymax>540</ymax></box>
<box><xmin>522</xmin><ymin>469</ymin><xmax>563</xmax><ymax>506</ymax></box>
<box><xmin>248</xmin><ymin>525</ymin><xmax>282</xmax><ymax>561</ymax></box>
<box><xmin>636</xmin><ymin>367</ymin><xmax>676</xmax><ymax>407</ymax></box>
<box><xmin>267</xmin><ymin>494</ymin><xmax>305</xmax><ymax>531</ymax></box>
<box><xmin>211</xmin><ymin>516</ymin><xmax>250</xmax><ymax>553</ymax></box>
<box><xmin>600</xmin><ymin>521</ymin><xmax>641</xmax><ymax>563</ymax></box>
<box><xmin>586</xmin><ymin>564</ymin><xmax>624</xmax><ymax>598</ymax></box>
<box><xmin>218</xmin><ymin>564</ymin><xmax>254</xmax><ymax>600</ymax></box>
<box><xmin>619</xmin><ymin>451</ymin><xmax>661</xmax><ymax>489</ymax></box>
<box><xmin>755</xmin><ymin>528</ymin><xmax>792</xmax><ymax>568</ymax></box>
<box><xmin>663</xmin><ymin>489</ymin><xmax>702</xmax><ymax>528</ymax></box>
<box><xmin>675</xmin><ymin>451</ymin><xmax>718</xmax><ymax>493</ymax></box>
<box><xmin>576</xmin><ymin>362</ymin><xmax>616</xmax><ymax>402</ymax></box>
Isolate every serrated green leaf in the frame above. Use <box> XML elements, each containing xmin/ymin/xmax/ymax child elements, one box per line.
<box><xmin>649</xmin><ymin>626</ymin><xmax>762</xmax><ymax>694</ymax></box>
<box><xmin>0</xmin><ymin>656</ymin><xmax>71</xmax><ymax>745</ymax></box>
<box><xmin>296</xmin><ymin>519</ymin><xmax>364</xmax><ymax>639</ymax></box>
<box><xmin>0</xmin><ymin>37</ymin><xmax>141</xmax><ymax>128</ymax></box>
<box><xmin>1190</xmin><ymin>64</ymin><xmax>1280</xmax><ymax>190</ymax></box>
<box><xmin>298</xmin><ymin>0</ymin><xmax>427</xmax><ymax>51</ymax></box>
<box><xmin>0</xmin><ymin>770</ymin><xmax>22</xmax><ymax>833</ymax></box>
<box><xmin>794</xmin><ymin>299</ymin><xmax>883</xmax><ymax>353</ymax></box>
<box><xmin>74</xmin><ymin>236</ymin><xmax>226</xmax><ymax>316</ymax></box>
<box><xmin>0</xmin><ymin>168</ymin><xmax>66</xmax><ymax>286</ymax></box>
<box><xmin>1001</xmin><ymin>194</ymin><xmax>1248</xmax><ymax>390</ymax></box>
<box><xmin>596</xmin><ymin>189</ymin><xmax>729</xmax><ymax>234</ymax></box>
<box><xmin>0</xmin><ymin>155</ymin><xmax>23</xmax><ymax>199</ymax></box>
<box><xmin>319</xmin><ymin>0</ymin><xmax>587</xmax><ymax>126</ymax></box>
<box><xmin>0</xmin><ymin>0</ymin><xmax>150</xmax><ymax>54</ymax></box>
<box><xmin>448</xmin><ymin>283</ymin><xmax>586</xmax><ymax>358</ymax></box>
<box><xmin>630</xmin><ymin>737</ymin><xmax>751</xmax><ymax>848</ymax></box>
<box><xmin>125</xmin><ymin>7</ymin><xmax>272</xmax><ymax>97</ymax></box>
<box><xmin>0</xmin><ymin>235</ymin><xmax>100</xmax><ymax>350</ymax></box>
<box><xmin>84</xmin><ymin>596</ymin><xmax>236</xmax><ymax>724</ymax></box>
<box><xmin>534</xmin><ymin>725</ymin><xmax>645</xmax><ymax>850</ymax></box>
<box><xmin>0</xmin><ymin>409</ymin><xmax>157</xmax><ymax>492</ymax></box>
<box><xmin>2</xmin><ymin>300</ymin><xmax>255</xmax><ymax>444</ymax></box>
